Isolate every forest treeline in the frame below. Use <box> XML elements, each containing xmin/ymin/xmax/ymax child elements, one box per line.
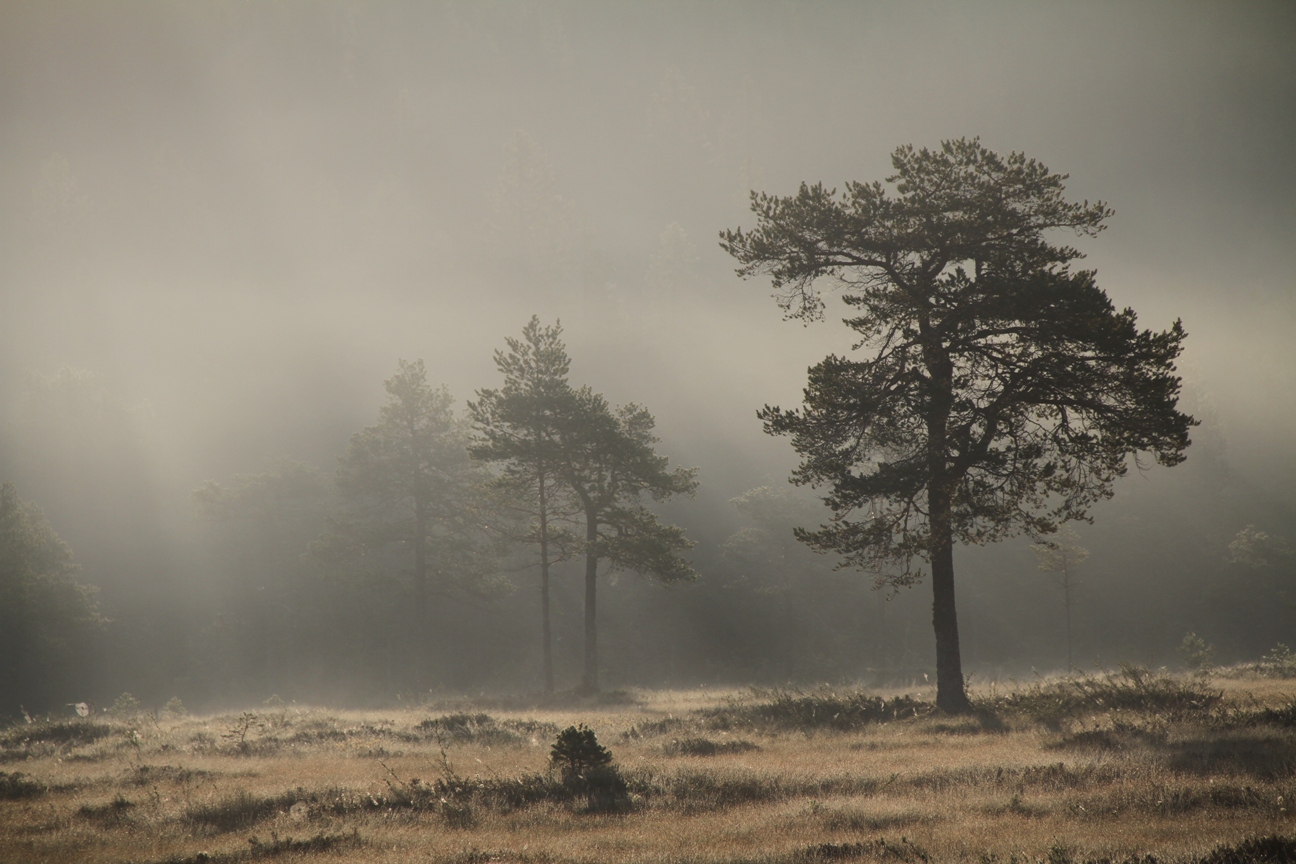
<box><xmin>0</xmin><ymin>311</ymin><xmax>1292</xmax><ymax>717</ymax></box>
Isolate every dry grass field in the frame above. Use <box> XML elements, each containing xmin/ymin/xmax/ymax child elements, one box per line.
<box><xmin>3</xmin><ymin>669</ymin><xmax>1295</xmax><ymax>864</ymax></box>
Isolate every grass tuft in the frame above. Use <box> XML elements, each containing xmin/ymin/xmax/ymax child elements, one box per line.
<box><xmin>0</xmin><ymin>719</ymin><xmax>115</xmax><ymax>752</ymax></box>
<box><xmin>799</xmin><ymin>837</ymin><xmax>931</xmax><ymax>862</ymax></box>
<box><xmin>183</xmin><ymin>789</ymin><xmax>305</xmax><ymax>833</ymax></box>
<box><xmin>79</xmin><ymin>794</ymin><xmax>137</xmax><ymax>828</ymax></box>
<box><xmin>417</xmin><ymin>712</ymin><xmax>553</xmax><ymax>747</ymax></box>
<box><xmin>988</xmin><ymin>665</ymin><xmax>1221</xmax><ymax>727</ymax></box>
<box><xmin>699</xmin><ymin>688</ymin><xmax>931</xmax><ymax>732</ymax></box>
<box><xmin>0</xmin><ymin>769</ymin><xmax>46</xmax><ymax>799</ymax></box>
<box><xmin>663</xmin><ymin>736</ymin><xmax>762</xmax><ymax>756</ymax></box>
<box><xmin>1199</xmin><ymin>834</ymin><xmax>1296</xmax><ymax>864</ymax></box>
<box><xmin>247</xmin><ymin>829</ymin><xmax>363</xmax><ymax>857</ymax></box>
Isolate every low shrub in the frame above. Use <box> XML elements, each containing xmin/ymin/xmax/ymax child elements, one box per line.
<box><xmin>1245</xmin><ymin>698</ymin><xmax>1296</xmax><ymax>728</ymax></box>
<box><xmin>624</xmin><ymin>716</ymin><xmax>690</xmax><ymax>740</ymax></box>
<box><xmin>108</xmin><ymin>692</ymin><xmax>142</xmax><ymax>719</ymax></box>
<box><xmin>1199</xmin><ymin>834</ymin><xmax>1296</xmax><ymax>864</ymax></box>
<box><xmin>0</xmin><ymin>770</ymin><xmax>46</xmax><ymax>799</ymax></box>
<box><xmin>418</xmin><ymin>713</ymin><xmax>530</xmax><ymax>747</ymax></box>
<box><xmin>247</xmin><ymin>829</ymin><xmax>363</xmax><ymax>857</ymax></box>
<box><xmin>799</xmin><ymin>837</ymin><xmax>930</xmax><ymax>862</ymax></box>
<box><xmin>183</xmin><ymin>789</ymin><xmax>304</xmax><ymax>833</ymax></box>
<box><xmin>79</xmin><ymin>794</ymin><xmax>137</xmax><ymax>828</ymax></box>
<box><xmin>549</xmin><ymin>725</ymin><xmax>628</xmax><ymax>812</ymax></box>
<box><xmin>127</xmin><ymin>764</ymin><xmax>216</xmax><ymax>786</ymax></box>
<box><xmin>647</xmin><ymin>767</ymin><xmax>881</xmax><ymax>813</ymax></box>
<box><xmin>698</xmin><ymin>688</ymin><xmax>931</xmax><ymax>733</ymax></box>
<box><xmin>0</xmin><ymin>719</ymin><xmax>114</xmax><ymax>749</ymax></box>
<box><xmin>989</xmin><ymin>665</ymin><xmax>1220</xmax><ymax>728</ymax></box>
<box><xmin>1258</xmin><ymin>645</ymin><xmax>1296</xmax><ymax>679</ymax></box>
<box><xmin>663</xmin><ymin>736</ymin><xmax>761</xmax><ymax>756</ymax></box>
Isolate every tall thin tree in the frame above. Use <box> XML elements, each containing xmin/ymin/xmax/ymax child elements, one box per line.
<box><xmin>470</xmin><ymin>317</ymin><xmax>579</xmax><ymax>693</ymax></box>
<box><xmin>557</xmin><ymin>389</ymin><xmax>698</xmax><ymax>693</ymax></box>
<box><xmin>1031</xmin><ymin>525</ymin><xmax>1089</xmax><ymax>671</ymax></box>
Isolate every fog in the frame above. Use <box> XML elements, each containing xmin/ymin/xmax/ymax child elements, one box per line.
<box><xmin>2</xmin><ymin>2</ymin><xmax>1294</xmax><ymax>711</ymax></box>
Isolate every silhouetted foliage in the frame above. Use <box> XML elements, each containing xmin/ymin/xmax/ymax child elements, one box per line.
<box><xmin>723</xmin><ymin>138</ymin><xmax>1195</xmax><ymax>712</ymax></box>
<box><xmin>0</xmin><ymin>482</ymin><xmax>103</xmax><ymax>715</ymax></box>
<box><xmin>470</xmin><ymin>317</ymin><xmax>581</xmax><ymax>692</ymax></box>
<box><xmin>550</xmin><ymin>724</ymin><xmax>612</xmax><ymax>778</ymax></box>
<box><xmin>553</xmin><ymin>388</ymin><xmax>698</xmax><ymax>692</ymax></box>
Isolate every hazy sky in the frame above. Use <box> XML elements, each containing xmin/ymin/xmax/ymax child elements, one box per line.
<box><xmin>2</xmin><ymin>1</ymin><xmax>1293</xmax><ymax>508</ymax></box>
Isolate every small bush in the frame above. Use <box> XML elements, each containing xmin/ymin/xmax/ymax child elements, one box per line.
<box><xmin>1260</xmin><ymin>644</ymin><xmax>1296</xmax><ymax>678</ymax></box>
<box><xmin>549</xmin><ymin>725</ymin><xmax>627</xmax><ymax>812</ymax></box>
<box><xmin>624</xmin><ymin>716</ymin><xmax>690</xmax><ymax>740</ymax></box>
<box><xmin>1180</xmin><ymin>633</ymin><xmax>1216</xmax><ymax>673</ymax></box>
<box><xmin>418</xmin><ymin>713</ymin><xmax>525</xmax><ymax>747</ymax></box>
<box><xmin>0</xmin><ymin>770</ymin><xmax>46</xmax><ymax>799</ymax></box>
<box><xmin>550</xmin><ymin>724</ymin><xmax>612</xmax><ymax>778</ymax></box>
<box><xmin>184</xmin><ymin>789</ymin><xmax>293</xmax><ymax>833</ymax></box>
<box><xmin>699</xmin><ymin>689</ymin><xmax>931</xmax><ymax>733</ymax></box>
<box><xmin>663</xmin><ymin>737</ymin><xmax>761</xmax><ymax>756</ymax></box>
<box><xmin>219</xmin><ymin>712</ymin><xmax>265</xmax><ymax>755</ymax></box>
<box><xmin>109</xmin><ymin>692</ymin><xmax>142</xmax><ymax>718</ymax></box>
<box><xmin>799</xmin><ymin>838</ymin><xmax>930</xmax><ymax>862</ymax></box>
<box><xmin>1198</xmin><ymin>834</ymin><xmax>1296</xmax><ymax>864</ymax></box>
<box><xmin>1245</xmin><ymin>698</ymin><xmax>1296</xmax><ymax>728</ymax></box>
<box><xmin>247</xmin><ymin>829</ymin><xmax>363</xmax><ymax>857</ymax></box>
<box><xmin>990</xmin><ymin>665</ymin><xmax>1220</xmax><ymax>728</ymax></box>
<box><xmin>127</xmin><ymin>764</ymin><xmax>215</xmax><ymax>786</ymax></box>
<box><xmin>79</xmin><ymin>794</ymin><xmax>136</xmax><ymax>828</ymax></box>
<box><xmin>0</xmin><ymin>719</ymin><xmax>114</xmax><ymax>749</ymax></box>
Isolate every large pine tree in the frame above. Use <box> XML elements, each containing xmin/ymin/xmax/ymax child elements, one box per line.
<box><xmin>722</xmin><ymin>138</ymin><xmax>1194</xmax><ymax>712</ymax></box>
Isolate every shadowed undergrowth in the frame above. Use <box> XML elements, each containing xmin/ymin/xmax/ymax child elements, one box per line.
<box><xmin>695</xmin><ymin>689</ymin><xmax>933</xmax><ymax>733</ymax></box>
<box><xmin>985</xmin><ymin>666</ymin><xmax>1222</xmax><ymax>728</ymax></box>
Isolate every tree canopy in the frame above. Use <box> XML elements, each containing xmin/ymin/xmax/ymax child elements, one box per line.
<box><xmin>723</xmin><ymin>138</ymin><xmax>1195</xmax><ymax>712</ymax></box>
<box><xmin>323</xmin><ymin>360</ymin><xmax>500</xmax><ymax>618</ymax></box>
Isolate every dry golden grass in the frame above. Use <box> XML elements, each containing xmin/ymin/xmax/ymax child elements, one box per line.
<box><xmin>2</xmin><ymin>672</ymin><xmax>1294</xmax><ymax>864</ymax></box>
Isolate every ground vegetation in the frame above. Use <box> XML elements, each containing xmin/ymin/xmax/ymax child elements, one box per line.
<box><xmin>2</xmin><ymin>674</ymin><xmax>1295</xmax><ymax>863</ymax></box>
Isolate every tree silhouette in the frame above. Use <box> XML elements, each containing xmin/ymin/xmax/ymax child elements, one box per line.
<box><xmin>1031</xmin><ymin>525</ymin><xmax>1089</xmax><ymax>671</ymax></box>
<box><xmin>556</xmin><ymin>389</ymin><xmax>698</xmax><ymax>693</ymax></box>
<box><xmin>323</xmin><ymin>360</ymin><xmax>498</xmax><ymax>621</ymax></box>
<box><xmin>723</xmin><ymin>138</ymin><xmax>1194</xmax><ymax>712</ymax></box>
<box><xmin>470</xmin><ymin>317</ymin><xmax>581</xmax><ymax>692</ymax></box>
<box><xmin>0</xmin><ymin>482</ymin><xmax>102</xmax><ymax>714</ymax></box>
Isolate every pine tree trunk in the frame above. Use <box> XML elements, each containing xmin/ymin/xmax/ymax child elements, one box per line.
<box><xmin>413</xmin><ymin>500</ymin><xmax>427</xmax><ymax>620</ymax></box>
<box><xmin>412</xmin><ymin>499</ymin><xmax>430</xmax><ymax>691</ymax></box>
<box><xmin>929</xmin><ymin>484</ymin><xmax>971</xmax><ymax>714</ymax></box>
<box><xmin>581</xmin><ymin>508</ymin><xmax>599</xmax><ymax>693</ymax></box>
<box><xmin>538</xmin><ymin>469</ymin><xmax>554</xmax><ymax>693</ymax></box>
<box><xmin>922</xmin><ymin>328</ymin><xmax>971</xmax><ymax>714</ymax></box>
<box><xmin>1062</xmin><ymin>565</ymin><xmax>1074</xmax><ymax>672</ymax></box>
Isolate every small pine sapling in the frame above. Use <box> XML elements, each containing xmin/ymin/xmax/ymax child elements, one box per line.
<box><xmin>1179</xmin><ymin>632</ymin><xmax>1215</xmax><ymax>674</ymax></box>
<box><xmin>550</xmin><ymin>724</ymin><xmax>612</xmax><ymax>781</ymax></box>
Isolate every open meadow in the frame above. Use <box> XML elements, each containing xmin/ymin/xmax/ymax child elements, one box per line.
<box><xmin>3</xmin><ymin>669</ymin><xmax>1295</xmax><ymax>864</ymax></box>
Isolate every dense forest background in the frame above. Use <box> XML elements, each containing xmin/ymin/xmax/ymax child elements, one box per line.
<box><xmin>1</xmin><ymin>2</ymin><xmax>1294</xmax><ymax>715</ymax></box>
